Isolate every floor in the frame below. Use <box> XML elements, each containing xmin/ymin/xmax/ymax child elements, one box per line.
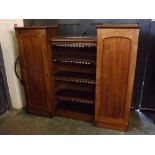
<box><xmin>0</xmin><ymin>110</ymin><xmax>155</xmax><ymax>135</ymax></box>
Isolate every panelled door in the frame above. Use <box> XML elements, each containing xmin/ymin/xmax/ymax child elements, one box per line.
<box><xmin>15</xmin><ymin>29</ymin><xmax>53</xmax><ymax>116</ymax></box>
<box><xmin>95</xmin><ymin>27</ymin><xmax>139</xmax><ymax>131</ymax></box>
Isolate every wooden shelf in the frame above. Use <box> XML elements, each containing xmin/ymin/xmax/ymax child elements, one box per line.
<box><xmin>55</xmin><ymin>110</ymin><xmax>94</xmax><ymax>122</ymax></box>
<box><xmin>50</xmin><ymin>37</ymin><xmax>96</xmax><ymax>44</ymax></box>
<box><xmin>56</xmin><ymin>101</ymin><xmax>94</xmax><ymax>114</ymax></box>
<box><xmin>54</xmin><ymin>77</ymin><xmax>95</xmax><ymax>85</ymax></box>
<box><xmin>55</xmin><ymin>96</ymin><xmax>94</xmax><ymax>104</ymax></box>
<box><xmin>55</xmin><ymin>89</ymin><xmax>95</xmax><ymax>104</ymax></box>
<box><xmin>53</xmin><ymin>57</ymin><xmax>96</xmax><ymax>65</ymax></box>
<box><xmin>54</xmin><ymin>71</ymin><xmax>96</xmax><ymax>85</ymax></box>
<box><xmin>55</xmin><ymin>101</ymin><xmax>95</xmax><ymax>121</ymax></box>
<box><xmin>52</xmin><ymin>44</ymin><xmax>96</xmax><ymax>48</ymax></box>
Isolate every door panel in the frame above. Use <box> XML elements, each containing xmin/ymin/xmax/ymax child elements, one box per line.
<box><xmin>16</xmin><ymin>29</ymin><xmax>52</xmax><ymax>115</ymax></box>
<box><xmin>21</xmin><ymin>36</ymin><xmax>46</xmax><ymax>108</ymax></box>
<box><xmin>95</xmin><ymin>28</ymin><xmax>139</xmax><ymax>131</ymax></box>
<box><xmin>100</xmin><ymin>37</ymin><xmax>131</xmax><ymax>119</ymax></box>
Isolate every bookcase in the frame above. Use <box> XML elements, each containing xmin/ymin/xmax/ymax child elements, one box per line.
<box><xmin>15</xmin><ymin>24</ymin><xmax>140</xmax><ymax>131</ymax></box>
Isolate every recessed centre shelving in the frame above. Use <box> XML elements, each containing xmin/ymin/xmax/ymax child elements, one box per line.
<box><xmin>50</xmin><ymin>37</ymin><xmax>96</xmax><ymax>121</ymax></box>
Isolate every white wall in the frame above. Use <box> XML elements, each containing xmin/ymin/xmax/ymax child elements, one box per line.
<box><xmin>0</xmin><ymin>19</ymin><xmax>25</xmax><ymax>109</ymax></box>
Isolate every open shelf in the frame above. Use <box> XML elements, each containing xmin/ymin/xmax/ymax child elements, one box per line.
<box><xmin>55</xmin><ymin>101</ymin><xmax>94</xmax><ymax>115</ymax></box>
<box><xmin>53</xmin><ymin>57</ymin><xmax>96</xmax><ymax>65</ymax></box>
<box><xmin>54</xmin><ymin>71</ymin><xmax>96</xmax><ymax>85</ymax></box>
<box><xmin>50</xmin><ymin>37</ymin><xmax>96</xmax><ymax>47</ymax></box>
<box><xmin>52</xmin><ymin>44</ymin><xmax>96</xmax><ymax>48</ymax></box>
<box><xmin>55</xmin><ymin>89</ymin><xmax>95</xmax><ymax>100</ymax></box>
<box><xmin>55</xmin><ymin>101</ymin><xmax>95</xmax><ymax>121</ymax></box>
<box><xmin>55</xmin><ymin>89</ymin><xmax>95</xmax><ymax>104</ymax></box>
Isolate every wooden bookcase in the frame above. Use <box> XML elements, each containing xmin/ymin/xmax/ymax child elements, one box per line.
<box><xmin>15</xmin><ymin>24</ymin><xmax>140</xmax><ymax>131</ymax></box>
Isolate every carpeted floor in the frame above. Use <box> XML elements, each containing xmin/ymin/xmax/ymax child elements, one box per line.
<box><xmin>0</xmin><ymin>109</ymin><xmax>155</xmax><ymax>135</ymax></box>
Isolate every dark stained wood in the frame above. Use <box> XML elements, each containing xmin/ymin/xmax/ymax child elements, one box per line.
<box><xmin>55</xmin><ymin>100</ymin><xmax>94</xmax><ymax>121</ymax></box>
<box><xmin>53</xmin><ymin>63</ymin><xmax>96</xmax><ymax>75</ymax></box>
<box><xmin>95</xmin><ymin>121</ymin><xmax>128</xmax><ymax>131</ymax></box>
<box><xmin>15</xmin><ymin>27</ymin><xmax>58</xmax><ymax>117</ymax></box>
<box><xmin>45</xmin><ymin>27</ymin><xmax>59</xmax><ymax>116</ymax></box>
<box><xmin>46</xmin><ymin>27</ymin><xmax>58</xmax><ymax>39</ymax></box>
<box><xmin>95</xmin><ymin>27</ymin><xmax>140</xmax><ymax>131</ymax></box>
<box><xmin>55</xmin><ymin>110</ymin><xmax>94</xmax><ymax>122</ymax></box>
<box><xmin>54</xmin><ymin>80</ymin><xmax>95</xmax><ymax>94</ymax></box>
<box><xmin>100</xmin><ymin>37</ymin><xmax>131</xmax><ymax>119</ymax></box>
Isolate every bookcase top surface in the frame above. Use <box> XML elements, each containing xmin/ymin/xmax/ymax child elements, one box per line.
<box><xmin>15</xmin><ymin>25</ymin><xmax>58</xmax><ymax>29</ymax></box>
<box><xmin>96</xmin><ymin>24</ymin><xmax>140</xmax><ymax>29</ymax></box>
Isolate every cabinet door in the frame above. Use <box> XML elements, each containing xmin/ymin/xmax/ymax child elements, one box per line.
<box><xmin>16</xmin><ymin>29</ymin><xmax>53</xmax><ymax>116</ymax></box>
<box><xmin>95</xmin><ymin>28</ymin><xmax>139</xmax><ymax>131</ymax></box>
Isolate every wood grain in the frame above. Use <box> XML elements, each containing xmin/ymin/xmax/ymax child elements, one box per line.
<box><xmin>15</xmin><ymin>27</ymin><xmax>58</xmax><ymax>116</ymax></box>
<box><xmin>95</xmin><ymin>28</ymin><xmax>140</xmax><ymax>131</ymax></box>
